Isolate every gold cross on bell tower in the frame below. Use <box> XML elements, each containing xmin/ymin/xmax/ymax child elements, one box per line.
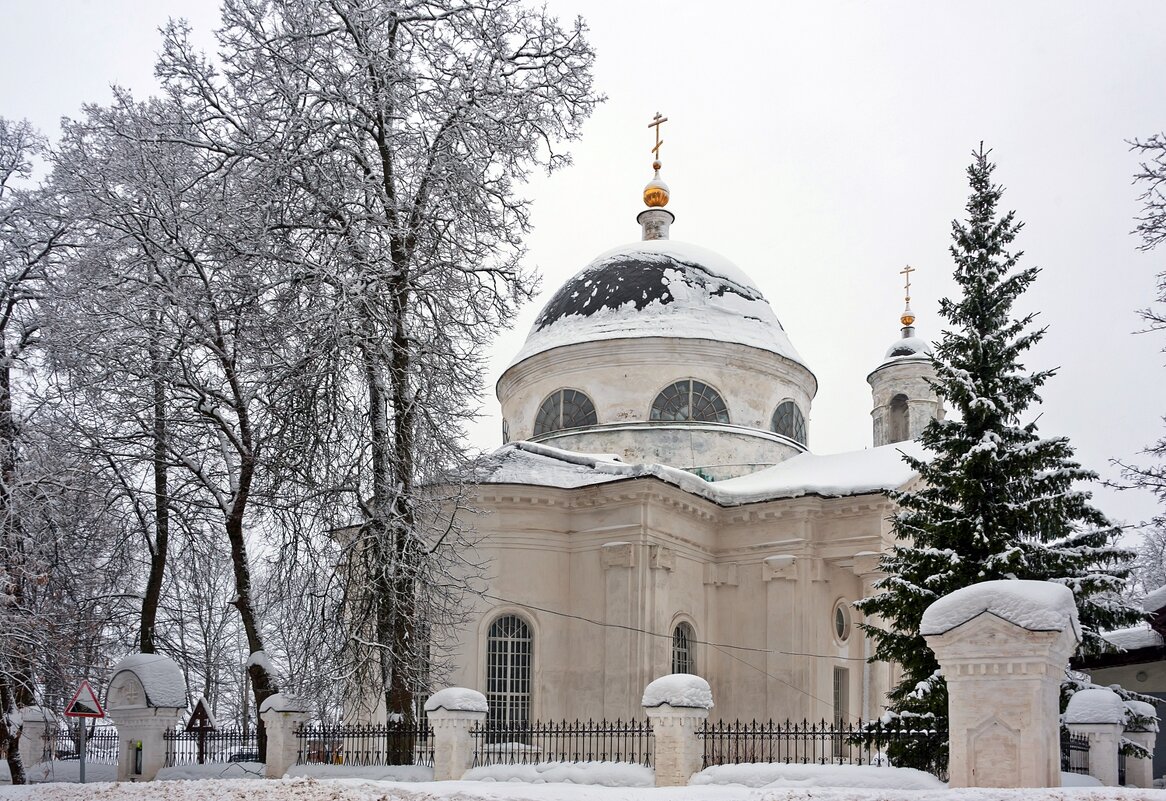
<box><xmin>899</xmin><ymin>264</ymin><xmax>916</xmax><ymax>327</ymax></box>
<box><xmin>648</xmin><ymin>112</ymin><xmax>668</xmax><ymax>165</ymax></box>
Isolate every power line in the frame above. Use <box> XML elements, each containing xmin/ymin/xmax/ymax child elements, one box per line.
<box><xmin>481</xmin><ymin>591</ymin><xmax>871</xmax><ymax>721</ymax></box>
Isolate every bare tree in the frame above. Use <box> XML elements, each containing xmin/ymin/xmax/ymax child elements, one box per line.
<box><xmin>154</xmin><ymin>0</ymin><xmax>600</xmax><ymax>735</ymax></box>
<box><xmin>1125</xmin><ymin>135</ymin><xmax>1166</xmax><ymax>585</ymax></box>
<box><xmin>43</xmin><ymin>95</ymin><xmax>305</xmax><ymax>754</ymax></box>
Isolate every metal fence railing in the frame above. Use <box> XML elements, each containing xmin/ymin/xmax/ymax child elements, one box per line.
<box><xmin>699</xmin><ymin>718</ymin><xmax>945</xmax><ymax>768</ymax></box>
<box><xmin>47</xmin><ymin>727</ymin><xmax>120</xmax><ymax>765</ymax></box>
<box><xmin>471</xmin><ymin>720</ymin><xmax>653</xmax><ymax>767</ymax></box>
<box><xmin>295</xmin><ymin>723</ymin><xmax>434</xmax><ymax>767</ymax></box>
<box><xmin>1060</xmin><ymin>730</ymin><xmax>1090</xmax><ymax>776</ymax></box>
<box><xmin>163</xmin><ymin>728</ymin><xmax>258</xmax><ymax>766</ymax></box>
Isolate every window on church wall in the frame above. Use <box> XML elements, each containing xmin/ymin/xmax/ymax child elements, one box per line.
<box><xmin>888</xmin><ymin>394</ymin><xmax>909</xmax><ymax>443</ymax></box>
<box><xmin>533</xmin><ymin>389</ymin><xmax>597</xmax><ymax>436</ymax></box>
<box><xmin>672</xmin><ymin>622</ymin><xmax>696</xmax><ymax>674</ymax></box>
<box><xmin>771</xmin><ymin>400</ymin><xmax>807</xmax><ymax>445</ymax></box>
<box><xmin>651</xmin><ymin>380</ymin><xmax>729</xmax><ymax>424</ymax></box>
<box><xmin>833</xmin><ymin>667</ymin><xmax>850</xmax><ymax>728</ymax></box>
<box><xmin>833</xmin><ymin>600</ymin><xmax>852</xmax><ymax>644</ymax></box>
<box><xmin>486</xmin><ymin>615</ymin><xmax>533</xmax><ymax>727</ymax></box>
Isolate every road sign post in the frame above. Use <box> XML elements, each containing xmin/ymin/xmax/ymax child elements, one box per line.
<box><xmin>64</xmin><ymin>679</ymin><xmax>105</xmax><ymax>783</ymax></box>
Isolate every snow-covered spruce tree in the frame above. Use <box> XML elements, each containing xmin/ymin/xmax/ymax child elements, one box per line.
<box><xmin>856</xmin><ymin>146</ymin><xmax>1141</xmax><ymax>776</ymax></box>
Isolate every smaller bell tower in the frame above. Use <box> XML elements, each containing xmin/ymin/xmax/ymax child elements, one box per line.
<box><xmin>867</xmin><ymin>265</ymin><xmax>943</xmax><ymax>446</ymax></box>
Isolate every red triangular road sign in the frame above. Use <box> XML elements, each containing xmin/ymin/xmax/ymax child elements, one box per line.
<box><xmin>64</xmin><ymin>679</ymin><xmax>105</xmax><ymax>718</ymax></box>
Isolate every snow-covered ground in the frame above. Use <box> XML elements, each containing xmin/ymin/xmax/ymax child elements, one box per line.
<box><xmin>0</xmin><ymin>775</ymin><xmax>1158</xmax><ymax>801</ymax></box>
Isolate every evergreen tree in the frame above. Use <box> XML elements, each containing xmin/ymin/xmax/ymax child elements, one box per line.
<box><xmin>856</xmin><ymin>146</ymin><xmax>1141</xmax><ymax>776</ymax></box>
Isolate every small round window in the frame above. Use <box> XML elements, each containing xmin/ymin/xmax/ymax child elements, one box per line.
<box><xmin>833</xmin><ymin>600</ymin><xmax>851</xmax><ymax>643</ymax></box>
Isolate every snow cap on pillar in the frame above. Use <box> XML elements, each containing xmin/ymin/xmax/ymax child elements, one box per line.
<box><xmin>107</xmin><ymin>653</ymin><xmax>186</xmax><ymax>709</ymax></box>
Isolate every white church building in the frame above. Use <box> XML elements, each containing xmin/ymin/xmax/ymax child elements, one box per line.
<box><xmin>441</xmin><ymin>152</ymin><xmax>944</xmax><ymax>728</ymax></box>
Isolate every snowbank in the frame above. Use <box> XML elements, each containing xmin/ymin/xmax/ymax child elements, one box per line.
<box><xmin>464</xmin><ymin>761</ymin><xmax>653</xmax><ymax>786</ymax></box>
<box><xmin>1065</xmin><ymin>688</ymin><xmax>1125</xmax><ymax>725</ymax></box>
<box><xmin>0</xmin><ymin>775</ymin><xmax>1157</xmax><ymax>800</ymax></box>
<box><xmin>157</xmin><ymin>761</ymin><xmax>265</xmax><ymax>781</ymax></box>
<box><xmin>424</xmin><ymin>687</ymin><xmax>488</xmax><ymax>713</ymax></box>
<box><xmin>641</xmin><ymin>674</ymin><xmax>713</xmax><ymax>709</ymax></box>
<box><xmin>109</xmin><ymin>653</ymin><xmax>186</xmax><ymax>708</ymax></box>
<box><xmin>920</xmin><ymin>580</ymin><xmax>1079</xmax><ymax>637</ymax></box>
<box><xmin>692</xmin><ymin>762</ymin><xmax>944</xmax><ymax>790</ymax></box>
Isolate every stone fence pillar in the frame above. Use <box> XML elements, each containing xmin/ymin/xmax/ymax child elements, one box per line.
<box><xmin>425</xmin><ymin>688</ymin><xmax>488</xmax><ymax>781</ymax></box>
<box><xmin>259</xmin><ymin>694</ymin><xmax>310</xmax><ymax>779</ymax></box>
<box><xmin>1122</xmin><ymin>699</ymin><xmax>1159</xmax><ymax>789</ymax></box>
<box><xmin>1065</xmin><ymin>688</ymin><xmax>1124</xmax><ymax>787</ymax></box>
<box><xmin>642</xmin><ymin>674</ymin><xmax>712</xmax><ymax>787</ymax></box>
<box><xmin>16</xmin><ymin>707</ymin><xmax>52</xmax><ymax>769</ymax></box>
<box><xmin>921</xmin><ymin>580</ymin><xmax>1079</xmax><ymax>788</ymax></box>
<box><xmin>106</xmin><ymin>653</ymin><xmax>187</xmax><ymax>781</ymax></box>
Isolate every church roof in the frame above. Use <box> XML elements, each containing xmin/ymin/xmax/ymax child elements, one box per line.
<box><xmin>473</xmin><ymin>439</ymin><xmax>924</xmax><ymax>506</ymax></box>
<box><xmin>508</xmin><ymin>239</ymin><xmax>807</xmax><ymax>370</ymax></box>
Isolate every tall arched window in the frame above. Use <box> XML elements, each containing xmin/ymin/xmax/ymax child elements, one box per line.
<box><xmin>672</xmin><ymin>622</ymin><xmax>696</xmax><ymax>674</ymax></box>
<box><xmin>651</xmin><ymin>380</ymin><xmax>729</xmax><ymax>423</ymax></box>
<box><xmin>486</xmin><ymin>615</ymin><xmax>532</xmax><ymax>726</ymax></box>
<box><xmin>771</xmin><ymin>400</ymin><xmax>807</xmax><ymax>445</ymax></box>
<box><xmin>888</xmin><ymin>393</ymin><xmax>909</xmax><ymax>444</ymax></box>
<box><xmin>533</xmin><ymin>389</ymin><xmax>597</xmax><ymax>436</ymax></box>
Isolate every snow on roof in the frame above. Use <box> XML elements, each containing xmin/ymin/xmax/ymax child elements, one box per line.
<box><xmin>880</xmin><ymin>335</ymin><xmax>934</xmax><ymax>364</ymax></box>
<box><xmin>1125</xmin><ymin>700</ymin><xmax>1160</xmax><ymax>732</ymax></box>
<box><xmin>920</xmin><ymin>580</ymin><xmax>1080</xmax><ymax>638</ymax></box>
<box><xmin>1102</xmin><ymin>625</ymin><xmax>1164</xmax><ymax>651</ymax></box>
<box><xmin>1064</xmin><ymin>687</ymin><xmax>1124</xmax><ymax>725</ymax></box>
<box><xmin>475</xmin><ymin>440</ymin><xmax>923</xmax><ymax>506</ymax></box>
<box><xmin>509</xmin><ymin>239</ymin><xmax>807</xmax><ymax>370</ymax></box>
<box><xmin>424</xmin><ymin>687</ymin><xmax>488</xmax><ymax>713</ymax></box>
<box><xmin>1142</xmin><ymin>584</ymin><xmax>1166</xmax><ymax>613</ymax></box>
<box><xmin>642</xmin><ymin>674</ymin><xmax>714</xmax><ymax>709</ymax></box>
<box><xmin>110</xmin><ymin>653</ymin><xmax>187</xmax><ymax>708</ymax></box>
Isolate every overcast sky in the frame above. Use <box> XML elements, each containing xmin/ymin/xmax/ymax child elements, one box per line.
<box><xmin>2</xmin><ymin>1</ymin><xmax>1164</xmax><ymax>529</ymax></box>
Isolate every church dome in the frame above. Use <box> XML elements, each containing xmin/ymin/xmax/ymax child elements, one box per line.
<box><xmin>509</xmin><ymin>239</ymin><xmax>807</xmax><ymax>370</ymax></box>
<box><xmin>883</xmin><ymin>335</ymin><xmax>933</xmax><ymax>361</ymax></box>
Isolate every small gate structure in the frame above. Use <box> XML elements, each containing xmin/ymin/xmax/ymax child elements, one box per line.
<box><xmin>1060</xmin><ymin>730</ymin><xmax>1090</xmax><ymax>777</ymax></box>
<box><xmin>471</xmin><ymin>719</ymin><xmax>653</xmax><ymax>767</ymax></box>
<box><xmin>295</xmin><ymin>722</ymin><xmax>434</xmax><ymax>767</ymax></box>
<box><xmin>699</xmin><ymin>718</ymin><xmax>944</xmax><ymax>768</ymax></box>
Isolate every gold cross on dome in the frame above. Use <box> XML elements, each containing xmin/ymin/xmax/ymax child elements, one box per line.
<box><xmin>900</xmin><ymin>264</ymin><xmax>915</xmax><ymax>304</ymax></box>
<box><xmin>648</xmin><ymin>112</ymin><xmax>668</xmax><ymax>160</ymax></box>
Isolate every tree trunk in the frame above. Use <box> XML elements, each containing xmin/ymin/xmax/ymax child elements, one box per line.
<box><xmin>139</xmin><ymin>344</ymin><xmax>169</xmax><ymax>653</ymax></box>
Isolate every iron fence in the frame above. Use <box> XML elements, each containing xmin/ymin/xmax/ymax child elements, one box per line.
<box><xmin>163</xmin><ymin>728</ymin><xmax>258</xmax><ymax>766</ymax></box>
<box><xmin>48</xmin><ymin>726</ymin><xmax>120</xmax><ymax>765</ymax></box>
<box><xmin>296</xmin><ymin>722</ymin><xmax>434</xmax><ymax>767</ymax></box>
<box><xmin>1060</xmin><ymin>730</ymin><xmax>1090</xmax><ymax>776</ymax></box>
<box><xmin>699</xmin><ymin>718</ymin><xmax>944</xmax><ymax>768</ymax></box>
<box><xmin>471</xmin><ymin>719</ymin><xmax>653</xmax><ymax>767</ymax></box>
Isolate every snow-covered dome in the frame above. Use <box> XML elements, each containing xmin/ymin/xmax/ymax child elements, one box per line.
<box><xmin>883</xmin><ymin>335</ymin><xmax>933</xmax><ymax>361</ymax></box>
<box><xmin>510</xmin><ymin>239</ymin><xmax>806</xmax><ymax>370</ymax></box>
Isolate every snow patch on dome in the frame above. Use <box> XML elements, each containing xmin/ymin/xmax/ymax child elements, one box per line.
<box><xmin>511</xmin><ymin>240</ymin><xmax>806</xmax><ymax>369</ymax></box>
<box><xmin>920</xmin><ymin>580</ymin><xmax>1080</xmax><ymax>637</ymax></box>
<box><xmin>883</xmin><ymin>335</ymin><xmax>933</xmax><ymax>361</ymax></box>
